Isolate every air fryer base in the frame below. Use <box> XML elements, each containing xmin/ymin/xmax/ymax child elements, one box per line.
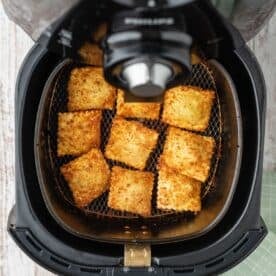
<box><xmin>8</xmin><ymin>41</ymin><xmax>268</xmax><ymax>275</ymax></box>
<box><xmin>8</xmin><ymin>159</ymin><xmax>267</xmax><ymax>275</ymax></box>
<box><xmin>8</xmin><ymin>212</ymin><xmax>267</xmax><ymax>276</ymax></box>
<box><xmin>8</xmin><ymin>163</ymin><xmax>267</xmax><ymax>276</ymax></box>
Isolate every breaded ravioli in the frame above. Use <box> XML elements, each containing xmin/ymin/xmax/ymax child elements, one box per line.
<box><xmin>92</xmin><ymin>22</ymin><xmax>107</xmax><ymax>43</ymax></box>
<box><xmin>116</xmin><ymin>90</ymin><xmax>161</xmax><ymax>120</ymax></box>
<box><xmin>159</xmin><ymin>127</ymin><xmax>215</xmax><ymax>182</ymax></box>
<box><xmin>60</xmin><ymin>149</ymin><xmax>110</xmax><ymax>208</ymax></box>
<box><xmin>57</xmin><ymin>111</ymin><xmax>102</xmax><ymax>156</ymax></box>
<box><xmin>105</xmin><ymin>118</ymin><xmax>159</xmax><ymax>170</ymax></box>
<box><xmin>157</xmin><ymin>164</ymin><xmax>201</xmax><ymax>212</ymax></box>
<box><xmin>78</xmin><ymin>42</ymin><xmax>103</xmax><ymax>66</ymax></box>
<box><xmin>162</xmin><ymin>86</ymin><xmax>215</xmax><ymax>131</ymax></box>
<box><xmin>67</xmin><ymin>67</ymin><xmax>116</xmax><ymax>111</ymax></box>
<box><xmin>108</xmin><ymin>166</ymin><xmax>154</xmax><ymax>216</ymax></box>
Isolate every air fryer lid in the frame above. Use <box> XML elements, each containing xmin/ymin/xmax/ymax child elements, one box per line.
<box><xmin>2</xmin><ymin>0</ymin><xmax>275</xmax><ymax>41</ymax></box>
<box><xmin>34</xmin><ymin>59</ymin><xmax>242</xmax><ymax>243</ymax></box>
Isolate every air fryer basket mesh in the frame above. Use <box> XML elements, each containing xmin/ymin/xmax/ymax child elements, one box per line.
<box><xmin>45</xmin><ymin>61</ymin><xmax>222</xmax><ymax>221</ymax></box>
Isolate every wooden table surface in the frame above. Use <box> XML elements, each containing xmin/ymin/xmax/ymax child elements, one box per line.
<box><xmin>0</xmin><ymin>2</ymin><xmax>275</xmax><ymax>275</ymax></box>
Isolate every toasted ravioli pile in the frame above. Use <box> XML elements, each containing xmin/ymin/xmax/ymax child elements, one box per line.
<box><xmin>58</xmin><ymin>61</ymin><xmax>217</xmax><ymax>217</ymax></box>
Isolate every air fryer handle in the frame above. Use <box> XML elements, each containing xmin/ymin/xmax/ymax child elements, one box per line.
<box><xmin>8</xmin><ymin>207</ymin><xmax>267</xmax><ymax>276</ymax></box>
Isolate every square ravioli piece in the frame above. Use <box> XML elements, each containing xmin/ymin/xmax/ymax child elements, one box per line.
<box><xmin>92</xmin><ymin>22</ymin><xmax>107</xmax><ymax>43</ymax></box>
<box><xmin>116</xmin><ymin>90</ymin><xmax>161</xmax><ymax>120</ymax></box>
<box><xmin>60</xmin><ymin>148</ymin><xmax>110</xmax><ymax>208</ymax></box>
<box><xmin>108</xmin><ymin>166</ymin><xmax>154</xmax><ymax>216</ymax></box>
<box><xmin>68</xmin><ymin>67</ymin><xmax>116</xmax><ymax>111</ymax></box>
<box><xmin>159</xmin><ymin>127</ymin><xmax>215</xmax><ymax>182</ymax></box>
<box><xmin>157</xmin><ymin>164</ymin><xmax>201</xmax><ymax>212</ymax></box>
<box><xmin>57</xmin><ymin>110</ymin><xmax>102</xmax><ymax>156</ymax></box>
<box><xmin>105</xmin><ymin>118</ymin><xmax>159</xmax><ymax>169</ymax></box>
<box><xmin>78</xmin><ymin>42</ymin><xmax>103</xmax><ymax>66</ymax></box>
<box><xmin>162</xmin><ymin>86</ymin><xmax>216</xmax><ymax>131</ymax></box>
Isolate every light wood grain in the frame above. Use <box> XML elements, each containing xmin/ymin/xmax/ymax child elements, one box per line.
<box><xmin>0</xmin><ymin>2</ymin><xmax>275</xmax><ymax>275</ymax></box>
<box><xmin>248</xmin><ymin>14</ymin><xmax>276</xmax><ymax>171</ymax></box>
<box><xmin>0</xmin><ymin>3</ymin><xmax>53</xmax><ymax>276</ymax></box>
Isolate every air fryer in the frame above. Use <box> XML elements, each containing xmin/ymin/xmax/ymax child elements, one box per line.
<box><xmin>3</xmin><ymin>0</ymin><xmax>273</xmax><ymax>275</ymax></box>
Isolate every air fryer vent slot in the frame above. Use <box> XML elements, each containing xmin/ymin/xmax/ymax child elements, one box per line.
<box><xmin>205</xmin><ymin>257</ymin><xmax>224</xmax><ymax>268</ymax></box>
<box><xmin>50</xmin><ymin>256</ymin><xmax>70</xmax><ymax>268</ymax></box>
<box><xmin>173</xmin><ymin>267</ymin><xmax>195</xmax><ymax>273</ymax></box>
<box><xmin>26</xmin><ymin>234</ymin><xmax>42</xmax><ymax>253</ymax></box>
<box><xmin>80</xmin><ymin>267</ymin><xmax>102</xmax><ymax>274</ymax></box>
<box><xmin>233</xmin><ymin>236</ymin><xmax>249</xmax><ymax>253</ymax></box>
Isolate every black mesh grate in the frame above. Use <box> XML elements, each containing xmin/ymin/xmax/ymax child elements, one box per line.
<box><xmin>45</xmin><ymin>62</ymin><xmax>222</xmax><ymax>221</ymax></box>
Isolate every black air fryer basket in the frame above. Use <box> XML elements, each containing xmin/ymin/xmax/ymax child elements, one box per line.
<box><xmin>4</xmin><ymin>0</ymin><xmax>272</xmax><ymax>275</ymax></box>
<box><xmin>34</xmin><ymin>58</ymin><xmax>242</xmax><ymax>243</ymax></box>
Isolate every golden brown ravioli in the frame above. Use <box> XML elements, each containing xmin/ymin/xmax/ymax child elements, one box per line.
<box><xmin>68</xmin><ymin>67</ymin><xmax>116</xmax><ymax>111</ymax></box>
<box><xmin>108</xmin><ymin>166</ymin><xmax>154</xmax><ymax>216</ymax></box>
<box><xmin>159</xmin><ymin>127</ymin><xmax>215</xmax><ymax>182</ymax></box>
<box><xmin>116</xmin><ymin>89</ymin><xmax>161</xmax><ymax>120</ymax></box>
<box><xmin>105</xmin><ymin>118</ymin><xmax>159</xmax><ymax>170</ymax></box>
<box><xmin>78</xmin><ymin>42</ymin><xmax>103</xmax><ymax>66</ymax></box>
<box><xmin>157</xmin><ymin>164</ymin><xmax>201</xmax><ymax>212</ymax></box>
<box><xmin>162</xmin><ymin>86</ymin><xmax>215</xmax><ymax>131</ymax></box>
<box><xmin>57</xmin><ymin>110</ymin><xmax>102</xmax><ymax>156</ymax></box>
<box><xmin>60</xmin><ymin>148</ymin><xmax>110</xmax><ymax>208</ymax></box>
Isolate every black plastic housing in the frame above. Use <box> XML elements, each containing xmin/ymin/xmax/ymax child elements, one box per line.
<box><xmin>34</xmin><ymin>0</ymin><xmax>247</xmax><ymax>97</ymax></box>
<box><xmin>33</xmin><ymin>57</ymin><xmax>242</xmax><ymax>243</ymax></box>
<box><xmin>37</xmin><ymin>0</ymin><xmax>245</xmax><ymax>71</ymax></box>
<box><xmin>103</xmin><ymin>9</ymin><xmax>192</xmax><ymax>90</ymax></box>
<box><xmin>8</xmin><ymin>0</ymin><xmax>268</xmax><ymax>274</ymax></box>
<box><xmin>8</xmin><ymin>39</ymin><xmax>267</xmax><ymax>274</ymax></box>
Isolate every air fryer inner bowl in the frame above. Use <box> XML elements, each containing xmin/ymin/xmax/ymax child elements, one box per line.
<box><xmin>34</xmin><ymin>59</ymin><xmax>242</xmax><ymax>243</ymax></box>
